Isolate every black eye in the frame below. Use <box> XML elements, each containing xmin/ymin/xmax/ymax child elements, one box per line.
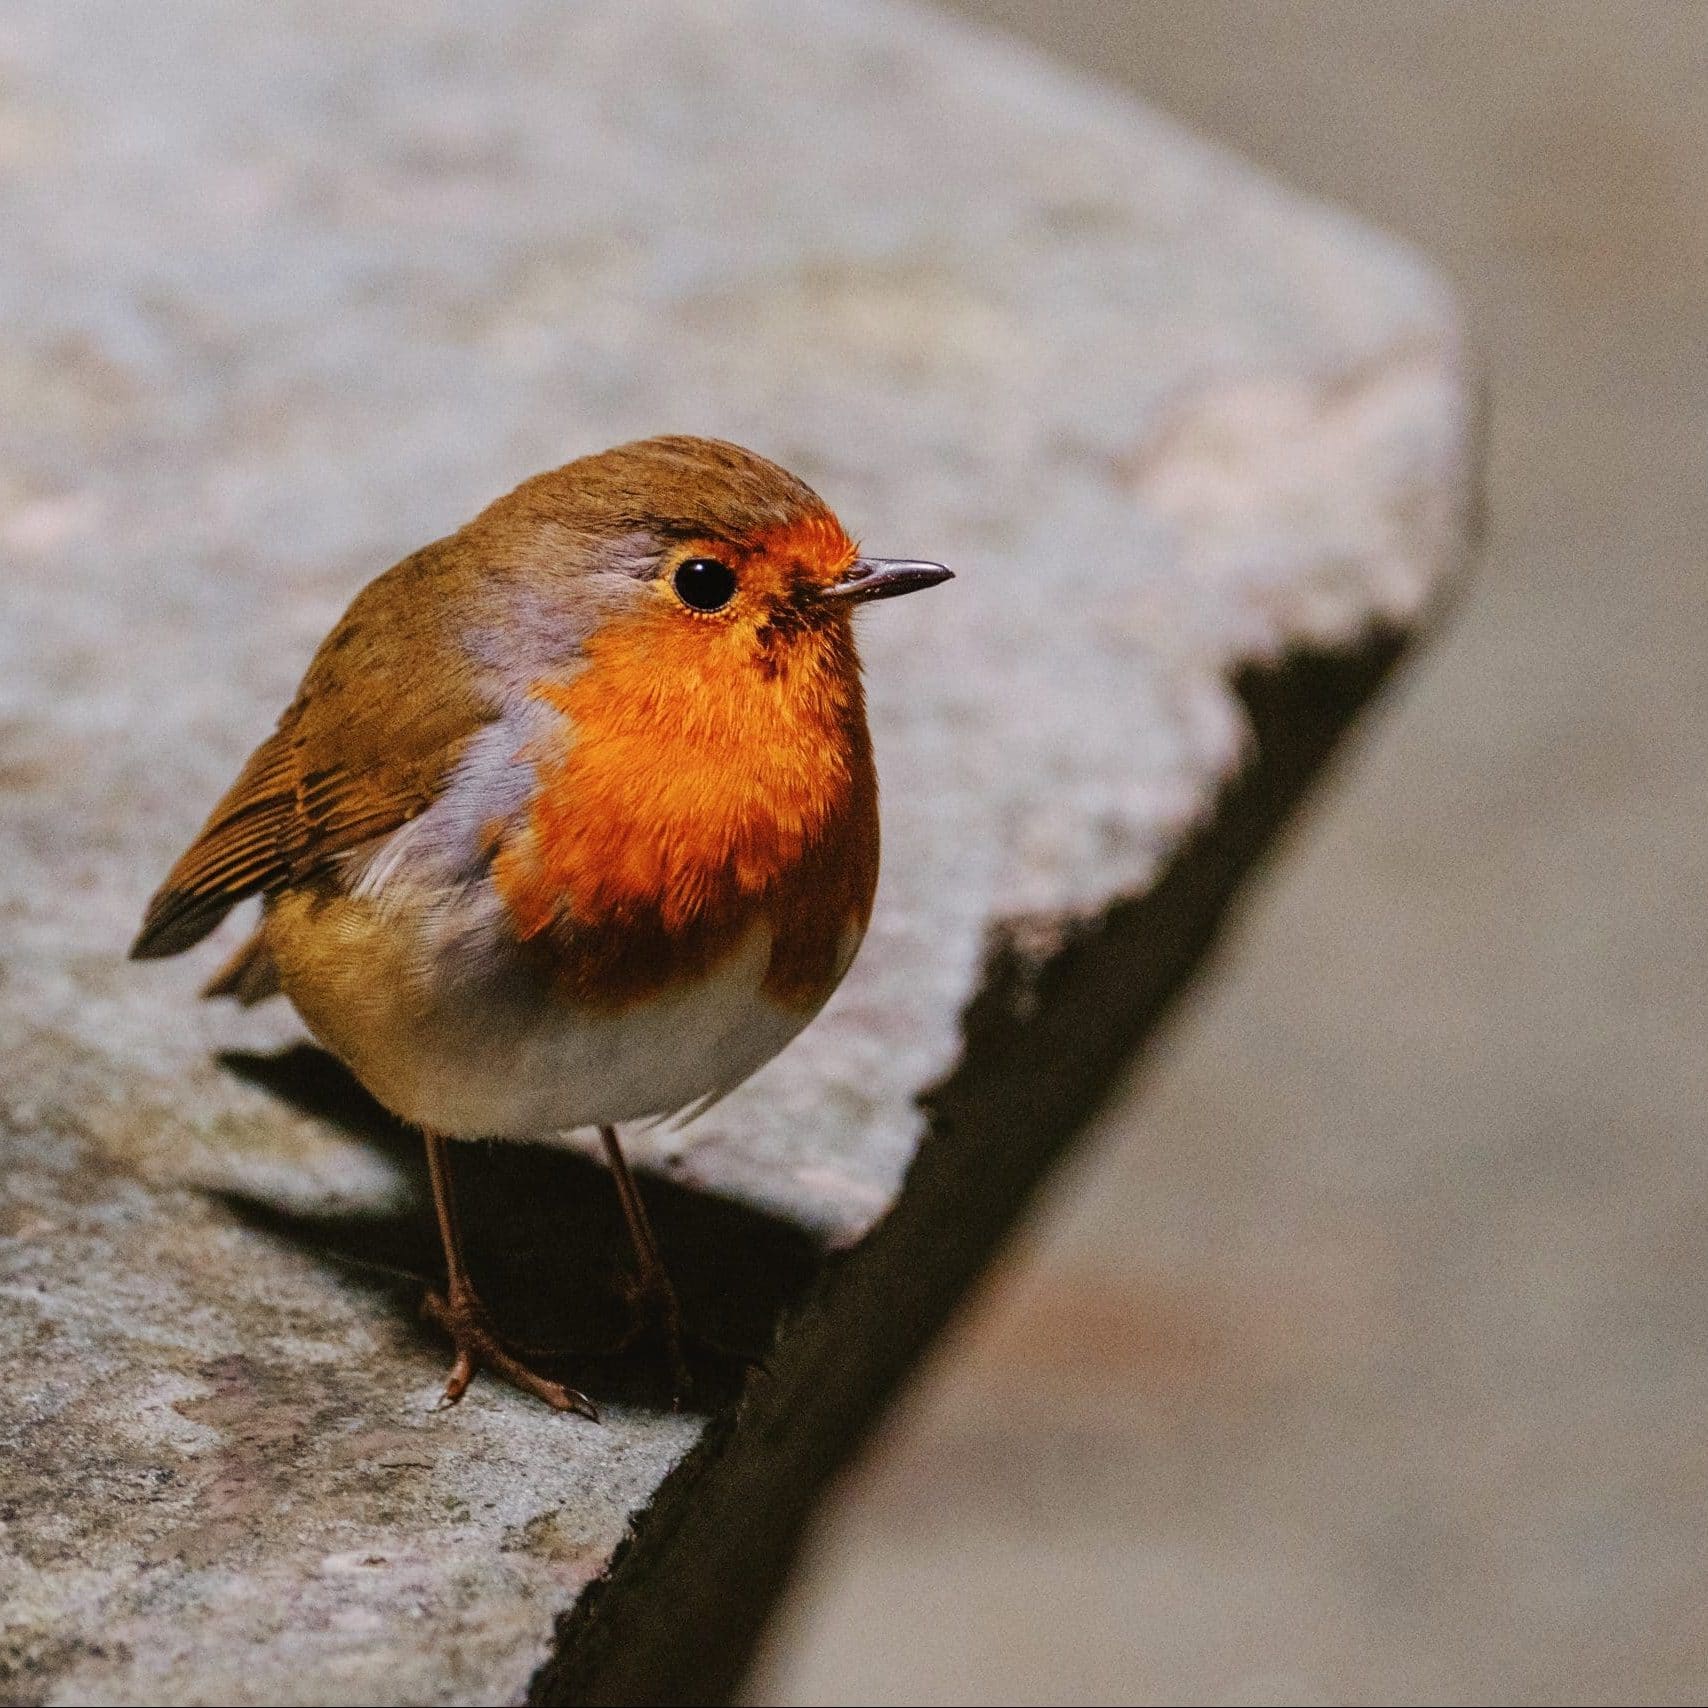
<box><xmin>673</xmin><ymin>557</ymin><xmax>737</xmax><ymax>612</ymax></box>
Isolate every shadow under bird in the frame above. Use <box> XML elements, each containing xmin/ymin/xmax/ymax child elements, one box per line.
<box><xmin>130</xmin><ymin>435</ymin><xmax>952</xmax><ymax>1414</ymax></box>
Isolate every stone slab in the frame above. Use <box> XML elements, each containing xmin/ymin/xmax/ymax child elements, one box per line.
<box><xmin>0</xmin><ymin>1</ymin><xmax>1476</xmax><ymax>1702</ymax></box>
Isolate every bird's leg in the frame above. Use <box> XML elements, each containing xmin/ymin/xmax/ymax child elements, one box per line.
<box><xmin>599</xmin><ymin>1123</ymin><xmax>692</xmax><ymax>1396</ymax></box>
<box><xmin>419</xmin><ymin>1131</ymin><xmax>597</xmax><ymax>1418</ymax></box>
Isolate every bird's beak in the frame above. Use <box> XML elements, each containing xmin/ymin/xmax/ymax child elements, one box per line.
<box><xmin>822</xmin><ymin>557</ymin><xmax>955</xmax><ymax>604</ymax></box>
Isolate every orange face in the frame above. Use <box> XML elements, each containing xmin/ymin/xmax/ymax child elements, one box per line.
<box><xmin>662</xmin><ymin>507</ymin><xmax>860</xmax><ymax>618</ymax></box>
<box><xmin>494</xmin><ymin>508</ymin><xmax>882</xmax><ymax>1011</ymax></box>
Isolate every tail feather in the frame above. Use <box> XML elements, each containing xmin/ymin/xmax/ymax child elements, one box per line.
<box><xmin>201</xmin><ymin>928</ymin><xmax>282</xmax><ymax>1006</ymax></box>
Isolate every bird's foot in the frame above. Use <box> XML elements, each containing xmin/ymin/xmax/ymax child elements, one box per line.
<box><xmin>421</xmin><ymin>1283</ymin><xmax>599</xmax><ymax>1419</ymax></box>
<box><xmin>611</xmin><ymin>1269</ymin><xmax>767</xmax><ymax>1405</ymax></box>
<box><xmin>612</xmin><ymin>1266</ymin><xmax>693</xmax><ymax>1401</ymax></box>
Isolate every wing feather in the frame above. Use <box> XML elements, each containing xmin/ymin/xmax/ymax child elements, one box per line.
<box><xmin>131</xmin><ymin>542</ymin><xmax>495</xmax><ymax>959</ymax></box>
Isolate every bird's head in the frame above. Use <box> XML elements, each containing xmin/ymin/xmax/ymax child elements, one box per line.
<box><xmin>472</xmin><ymin>435</ymin><xmax>951</xmax><ymax>691</ymax></box>
<box><xmin>468</xmin><ymin>436</ymin><xmax>953</xmax><ymax>949</ymax></box>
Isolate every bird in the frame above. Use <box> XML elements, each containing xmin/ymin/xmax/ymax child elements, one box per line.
<box><xmin>129</xmin><ymin>435</ymin><xmax>952</xmax><ymax>1415</ymax></box>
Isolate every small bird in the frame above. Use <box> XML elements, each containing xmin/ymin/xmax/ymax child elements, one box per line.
<box><xmin>130</xmin><ymin>436</ymin><xmax>951</xmax><ymax>1414</ymax></box>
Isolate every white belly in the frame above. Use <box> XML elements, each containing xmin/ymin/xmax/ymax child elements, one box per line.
<box><xmin>268</xmin><ymin>881</ymin><xmax>834</xmax><ymax>1141</ymax></box>
<box><xmin>397</xmin><ymin>924</ymin><xmax>817</xmax><ymax>1140</ymax></box>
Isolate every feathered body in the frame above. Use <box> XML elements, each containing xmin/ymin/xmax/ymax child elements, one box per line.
<box><xmin>134</xmin><ymin>438</ymin><xmax>886</xmax><ymax>1139</ymax></box>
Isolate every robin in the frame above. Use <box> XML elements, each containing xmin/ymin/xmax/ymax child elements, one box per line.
<box><xmin>130</xmin><ymin>435</ymin><xmax>951</xmax><ymax>1415</ymax></box>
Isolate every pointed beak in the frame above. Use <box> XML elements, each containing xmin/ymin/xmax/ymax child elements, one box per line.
<box><xmin>822</xmin><ymin>556</ymin><xmax>954</xmax><ymax>605</ymax></box>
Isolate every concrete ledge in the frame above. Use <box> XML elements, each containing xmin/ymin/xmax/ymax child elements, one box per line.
<box><xmin>0</xmin><ymin>1</ymin><xmax>1477</xmax><ymax>1702</ymax></box>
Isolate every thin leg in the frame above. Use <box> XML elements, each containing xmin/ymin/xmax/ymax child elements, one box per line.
<box><xmin>424</xmin><ymin>1130</ymin><xmax>472</xmax><ymax>1294</ymax></box>
<box><xmin>420</xmin><ymin>1132</ymin><xmax>597</xmax><ymax>1418</ymax></box>
<box><xmin>599</xmin><ymin>1124</ymin><xmax>690</xmax><ymax>1396</ymax></box>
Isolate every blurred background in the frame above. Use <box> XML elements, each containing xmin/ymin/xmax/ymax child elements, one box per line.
<box><xmin>750</xmin><ymin>5</ymin><xmax>1708</xmax><ymax>1702</ymax></box>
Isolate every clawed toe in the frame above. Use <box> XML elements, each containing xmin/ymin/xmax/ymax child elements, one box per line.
<box><xmin>609</xmin><ymin>1271</ymin><xmax>692</xmax><ymax>1401</ymax></box>
<box><xmin>612</xmin><ymin>1273</ymin><xmax>772</xmax><ymax>1403</ymax></box>
<box><xmin>422</xmin><ymin>1287</ymin><xmax>599</xmax><ymax>1420</ymax></box>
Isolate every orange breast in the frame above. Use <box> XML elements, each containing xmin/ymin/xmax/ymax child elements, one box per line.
<box><xmin>493</xmin><ymin>603</ymin><xmax>879</xmax><ymax>1012</ymax></box>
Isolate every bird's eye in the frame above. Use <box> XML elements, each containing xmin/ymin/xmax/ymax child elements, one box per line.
<box><xmin>672</xmin><ymin>557</ymin><xmax>737</xmax><ymax>612</ymax></box>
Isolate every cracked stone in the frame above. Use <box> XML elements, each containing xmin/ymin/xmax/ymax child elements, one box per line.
<box><xmin>0</xmin><ymin>1</ymin><xmax>1478</xmax><ymax>1702</ymax></box>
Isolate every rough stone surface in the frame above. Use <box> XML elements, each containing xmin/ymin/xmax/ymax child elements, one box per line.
<box><xmin>0</xmin><ymin>2</ymin><xmax>1475</xmax><ymax>1703</ymax></box>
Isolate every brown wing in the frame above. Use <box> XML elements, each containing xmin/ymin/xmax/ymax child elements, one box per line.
<box><xmin>130</xmin><ymin>542</ymin><xmax>495</xmax><ymax>959</ymax></box>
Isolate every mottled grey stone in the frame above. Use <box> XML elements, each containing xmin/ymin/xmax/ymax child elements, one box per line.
<box><xmin>0</xmin><ymin>1</ymin><xmax>1476</xmax><ymax>1703</ymax></box>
